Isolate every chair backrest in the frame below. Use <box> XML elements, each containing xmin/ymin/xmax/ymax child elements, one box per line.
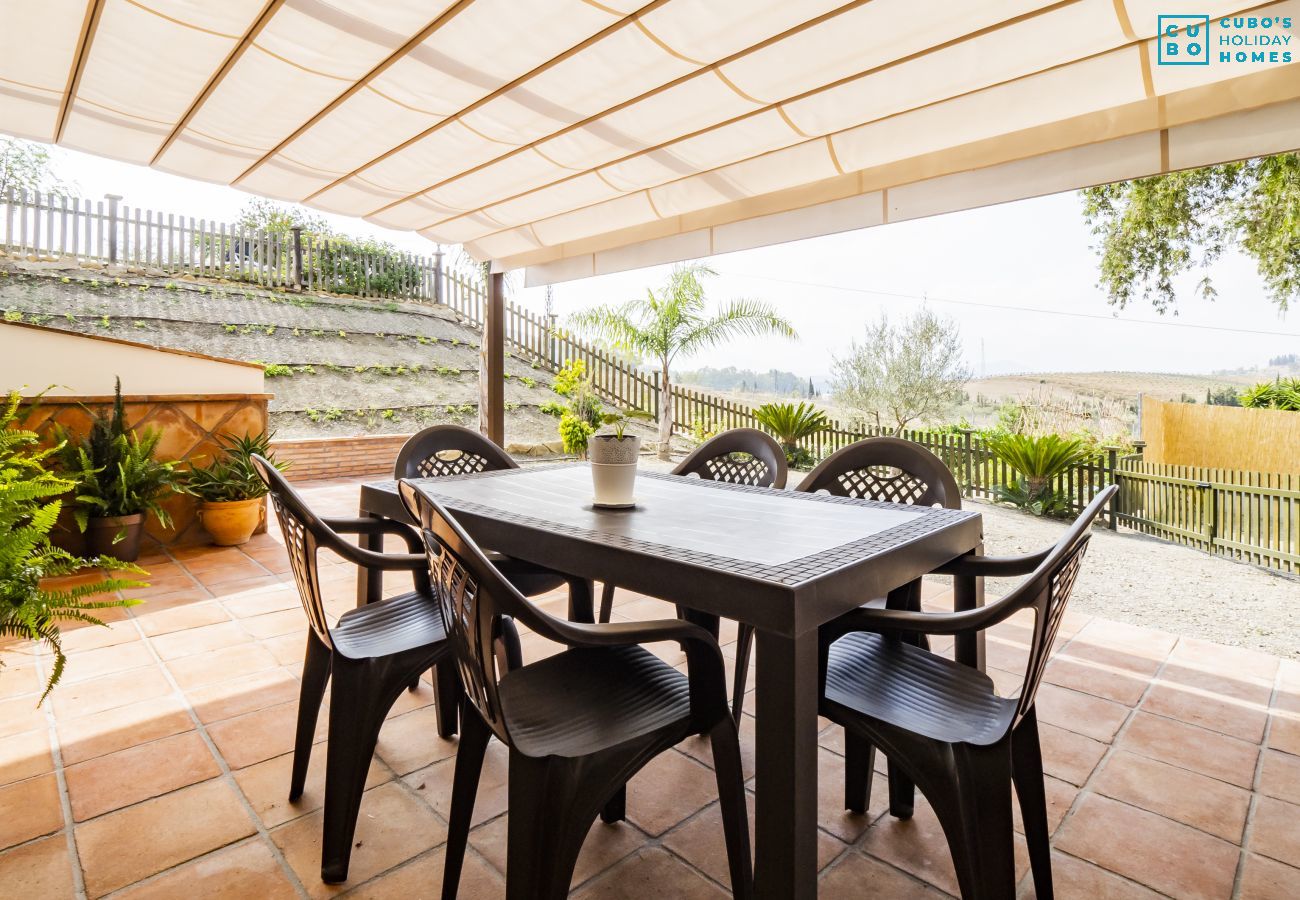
<box><xmin>673</xmin><ymin>428</ymin><xmax>788</xmax><ymax>489</ymax></box>
<box><xmin>1002</xmin><ymin>485</ymin><xmax>1117</xmax><ymax>728</ymax></box>
<box><xmin>797</xmin><ymin>437</ymin><xmax>961</xmax><ymax>508</ymax></box>
<box><xmin>251</xmin><ymin>455</ymin><xmax>334</xmax><ymax>649</ymax></box>
<box><xmin>394</xmin><ymin>424</ymin><xmax>517</xmax><ymax>480</ymax></box>
<box><xmin>399</xmin><ymin>479</ymin><xmax>528</xmax><ymax>746</ymax></box>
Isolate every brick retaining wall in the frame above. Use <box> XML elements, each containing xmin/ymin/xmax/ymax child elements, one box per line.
<box><xmin>271</xmin><ymin>433</ymin><xmax>412</xmax><ymax>482</ymax></box>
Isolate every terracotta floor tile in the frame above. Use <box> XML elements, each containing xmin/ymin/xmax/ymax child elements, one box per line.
<box><xmin>208</xmin><ymin>700</ymin><xmax>323</xmax><ymax>770</ymax></box>
<box><xmin>234</xmin><ymin>747</ymin><xmax>389</xmax><ymax>829</ymax></box>
<box><xmin>1141</xmin><ymin>681</ymin><xmax>1270</xmax><ymax>743</ymax></box>
<box><xmin>346</xmin><ymin>846</ymin><xmax>502</xmax><ymax>899</ymax></box>
<box><xmin>187</xmin><ymin>667</ymin><xmax>301</xmax><ymax>725</ymax></box>
<box><xmin>817</xmin><ymin>745</ymin><xmax>884</xmax><ymax>844</ymax></box>
<box><xmin>1035</xmin><ymin>683</ymin><xmax>1129</xmax><ymax>743</ymax></box>
<box><xmin>1091</xmin><ymin>750</ymin><xmax>1251</xmax><ymax>843</ymax></box>
<box><xmin>0</xmin><ymin>694</ymin><xmax>47</xmax><ymax>740</ymax></box>
<box><xmin>1020</xmin><ymin>851</ymin><xmax>1162</xmax><ymax>899</ymax></box>
<box><xmin>76</xmin><ymin>778</ymin><xmax>256</xmax><ymax>897</ymax></box>
<box><xmin>113</xmin><ymin>837</ymin><xmax>297</xmax><ymax>900</ymax></box>
<box><xmin>136</xmin><ymin>600</ymin><xmax>232</xmax><ymax>637</ymax></box>
<box><xmin>0</xmin><ymin>728</ymin><xmax>53</xmax><ymax>785</ymax></box>
<box><xmin>676</xmin><ymin>712</ymin><xmax>757</xmax><ymax>781</ymax></box>
<box><xmin>66</xmin><ymin>731</ymin><xmax>220</xmax><ymax>821</ymax></box>
<box><xmin>50</xmin><ymin>666</ymin><xmax>173</xmax><ymax>721</ymax></box>
<box><xmin>125</xmin><ymin>587</ymin><xmax>208</xmax><ymax>615</ymax></box>
<box><xmin>203</xmin><ymin>574</ymin><xmax>285</xmax><ymax>597</ymax></box>
<box><xmin>1012</xmin><ymin>775</ymin><xmax>1076</xmax><ymax>838</ymax></box>
<box><xmin>1238</xmin><ymin>852</ymin><xmax>1300</xmax><ymax>900</ymax></box>
<box><xmin>150</xmin><ymin>621</ymin><xmax>253</xmax><ymax>661</ymax></box>
<box><xmin>1060</xmin><ymin>637</ymin><xmax>1167</xmax><ymax>679</ymax></box>
<box><xmin>625</xmin><ymin>750</ymin><xmax>720</xmax><ymax>837</ymax></box>
<box><xmin>56</xmin><ymin>695</ymin><xmax>193</xmax><ymax>765</ymax></box>
<box><xmin>58</xmin><ymin>618</ymin><xmax>141</xmax><ymax>653</ymax></box>
<box><xmin>1070</xmin><ymin>619</ymin><xmax>1178</xmax><ymax>666</ymax></box>
<box><xmin>271</xmin><ymin>781</ymin><xmax>446</xmax><ymax>899</ymax></box>
<box><xmin>1117</xmin><ymin>711</ymin><xmax>1260</xmax><ymax>788</ymax></box>
<box><xmin>240</xmin><ymin>608</ymin><xmax>309</xmax><ymax>640</ymax></box>
<box><xmin>406</xmin><ymin>740</ymin><xmax>510</xmax><ymax>829</ymax></box>
<box><xmin>0</xmin><ymin>834</ymin><xmax>76</xmax><ymax>898</ymax></box>
<box><xmin>1249</xmin><ymin>796</ymin><xmax>1300</xmax><ymax>868</ymax></box>
<box><xmin>1268</xmin><ymin>713</ymin><xmax>1300</xmax><ymax>756</ymax></box>
<box><xmin>1037</xmin><ymin>721</ymin><xmax>1108</xmax><ymax>786</ymax></box>
<box><xmin>0</xmin><ymin>659</ymin><xmax>42</xmax><ymax>700</ymax></box>
<box><xmin>375</xmin><ymin>705</ymin><xmax>458</xmax><ymax>776</ymax></box>
<box><xmin>1160</xmin><ymin>661</ymin><xmax>1276</xmax><ymax>707</ymax></box>
<box><xmin>221</xmin><ymin>585</ymin><xmax>301</xmax><ymax>619</ymax></box>
<box><xmin>61</xmin><ymin>640</ymin><xmax>155</xmax><ymax>684</ymax></box>
<box><xmin>385</xmin><ymin>679</ymin><xmax>436</xmax><ymax>718</ymax></box>
<box><xmin>1168</xmin><ymin>636</ymin><xmax>1279</xmax><ymax>685</ymax></box>
<box><xmin>167</xmin><ymin>640</ymin><xmax>280</xmax><ymax>691</ymax></box>
<box><xmin>1054</xmin><ymin>793</ymin><xmax>1239</xmax><ymax>900</ymax></box>
<box><xmin>571</xmin><ymin>847</ymin><xmax>728</xmax><ymax>900</ymax></box>
<box><xmin>818</xmin><ymin>851</ymin><xmax>944</xmax><ymax>898</ymax></box>
<box><xmin>661</xmin><ymin>801</ymin><xmax>755</xmax><ymax>890</ymax></box>
<box><xmin>126</xmin><ymin>574</ymin><xmax>202</xmax><ymax>600</ymax></box>
<box><xmin>0</xmin><ymin>773</ymin><xmax>63</xmax><ymax>850</ymax></box>
<box><xmin>470</xmin><ymin>814</ymin><xmax>647</xmax><ymax>890</ymax></box>
<box><xmin>1043</xmin><ymin>655</ymin><xmax>1151</xmax><ymax>706</ymax></box>
<box><xmin>1258</xmin><ymin>748</ymin><xmax>1300</xmax><ymax>805</ymax></box>
<box><xmin>262</xmin><ymin>632</ymin><xmax>308</xmax><ymax>668</ymax></box>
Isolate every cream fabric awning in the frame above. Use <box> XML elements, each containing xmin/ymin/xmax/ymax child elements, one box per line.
<box><xmin>3</xmin><ymin>0</ymin><xmax>1297</xmax><ymax>283</ymax></box>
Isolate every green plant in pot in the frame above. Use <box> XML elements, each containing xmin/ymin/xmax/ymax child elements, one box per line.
<box><xmin>753</xmin><ymin>401</ymin><xmax>827</xmax><ymax>470</ymax></box>
<box><xmin>1</xmin><ymin>390</ymin><xmax>143</xmax><ymax>701</ymax></box>
<box><xmin>589</xmin><ymin>408</ymin><xmax>654</xmax><ymax>507</ymax></box>
<box><xmin>53</xmin><ymin>381</ymin><xmax>180</xmax><ymax>562</ymax></box>
<box><xmin>987</xmin><ymin>433</ymin><xmax>1092</xmax><ymax>517</ymax></box>
<box><xmin>182</xmin><ymin>431</ymin><xmax>289</xmax><ymax>546</ymax></box>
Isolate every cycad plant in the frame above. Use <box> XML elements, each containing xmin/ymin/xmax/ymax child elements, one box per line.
<box><xmin>987</xmin><ymin>433</ymin><xmax>1092</xmax><ymax>517</ymax></box>
<box><xmin>0</xmin><ymin>390</ymin><xmax>142</xmax><ymax>701</ymax></box>
<box><xmin>570</xmin><ymin>264</ymin><xmax>797</xmax><ymax>458</ymax></box>
<box><xmin>753</xmin><ymin>401</ymin><xmax>827</xmax><ymax>468</ymax></box>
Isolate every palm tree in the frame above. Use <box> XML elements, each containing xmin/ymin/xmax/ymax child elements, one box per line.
<box><xmin>570</xmin><ymin>264</ymin><xmax>797</xmax><ymax>458</ymax></box>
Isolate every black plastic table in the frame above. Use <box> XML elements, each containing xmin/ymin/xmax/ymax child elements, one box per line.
<box><xmin>358</xmin><ymin>464</ymin><xmax>984</xmax><ymax>899</ymax></box>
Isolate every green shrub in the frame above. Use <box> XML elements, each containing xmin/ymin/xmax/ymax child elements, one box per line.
<box><xmin>987</xmin><ymin>433</ymin><xmax>1092</xmax><ymax>516</ymax></box>
<box><xmin>539</xmin><ymin>400</ymin><xmax>566</xmax><ymax>418</ymax></box>
<box><xmin>0</xmin><ymin>390</ymin><xmax>143</xmax><ymax>701</ymax></box>
<box><xmin>263</xmin><ymin>364</ymin><xmax>294</xmax><ymax>378</ymax></box>
<box><xmin>1240</xmin><ymin>378</ymin><xmax>1300</xmax><ymax>411</ymax></box>
<box><xmin>559</xmin><ymin>413</ymin><xmax>596</xmax><ymax>456</ymax></box>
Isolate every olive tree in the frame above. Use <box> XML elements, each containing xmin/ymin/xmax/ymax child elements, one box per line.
<box><xmin>832</xmin><ymin>307</ymin><xmax>970</xmax><ymax>434</ymax></box>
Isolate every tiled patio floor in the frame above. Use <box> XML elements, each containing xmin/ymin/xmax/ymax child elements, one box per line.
<box><xmin>2</xmin><ymin>477</ymin><xmax>1298</xmax><ymax>899</ymax></box>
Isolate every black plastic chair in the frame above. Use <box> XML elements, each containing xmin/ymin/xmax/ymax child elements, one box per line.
<box><xmin>395</xmin><ymin>425</ymin><xmax>594</xmax><ymax>621</ymax></box>
<box><xmin>821</xmin><ymin>486</ymin><xmax>1117</xmax><ymax>900</ymax></box>
<box><xmin>400</xmin><ymin>481</ymin><xmax>753</xmax><ymax>900</ymax></box>
<box><xmin>252</xmin><ymin>456</ymin><xmax>458</xmax><ymax>884</ymax></box>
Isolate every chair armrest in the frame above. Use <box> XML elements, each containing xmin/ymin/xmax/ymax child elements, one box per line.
<box><xmin>315</xmin><ymin>524</ymin><xmax>432</xmax><ymax>594</ymax></box>
<box><xmin>323</xmin><ymin>516</ymin><xmax>423</xmax><ymax>554</ymax></box>
<box><xmin>932</xmin><ymin>549</ymin><xmax>1049</xmax><ymax>579</ymax></box>
<box><xmin>825</xmin><ymin>594</ymin><xmax>1026</xmax><ymax>641</ymax></box>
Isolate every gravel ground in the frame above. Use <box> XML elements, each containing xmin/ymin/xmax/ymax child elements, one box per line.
<box><xmin>639</xmin><ymin>457</ymin><xmax>1300</xmax><ymax>660</ymax></box>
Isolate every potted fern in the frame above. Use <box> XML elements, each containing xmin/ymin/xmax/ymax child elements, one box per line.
<box><xmin>589</xmin><ymin>408</ymin><xmax>653</xmax><ymax>507</ymax></box>
<box><xmin>182</xmin><ymin>431</ymin><xmax>289</xmax><ymax>546</ymax></box>
<box><xmin>1</xmin><ymin>390</ymin><xmax>142</xmax><ymax>701</ymax></box>
<box><xmin>54</xmin><ymin>380</ymin><xmax>180</xmax><ymax>561</ymax></box>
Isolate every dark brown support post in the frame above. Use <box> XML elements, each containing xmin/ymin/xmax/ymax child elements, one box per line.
<box><xmin>954</xmin><ymin>540</ymin><xmax>986</xmax><ymax>671</ymax></box>
<box><xmin>291</xmin><ymin>226</ymin><xmax>303</xmax><ymax>290</ymax></box>
<box><xmin>479</xmin><ymin>269</ymin><xmax>505</xmax><ymax>445</ymax></box>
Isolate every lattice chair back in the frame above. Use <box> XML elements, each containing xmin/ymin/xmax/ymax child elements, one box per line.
<box><xmin>797</xmin><ymin>437</ymin><xmax>961</xmax><ymax>509</ymax></box>
<box><xmin>673</xmin><ymin>428</ymin><xmax>789</xmax><ymax>489</ymax></box>
<box><xmin>394</xmin><ymin>424</ymin><xmax>517</xmax><ymax>481</ymax></box>
<box><xmin>1002</xmin><ymin>486</ymin><xmax>1116</xmax><ymax>730</ymax></box>
<box><xmin>251</xmin><ymin>456</ymin><xmax>334</xmax><ymax>649</ymax></box>
<box><xmin>400</xmin><ymin>480</ymin><xmax>525</xmax><ymax>745</ymax></box>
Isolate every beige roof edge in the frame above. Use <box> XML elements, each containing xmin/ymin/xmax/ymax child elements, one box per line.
<box><xmin>516</xmin><ymin>67</ymin><xmax>1300</xmax><ymax>286</ymax></box>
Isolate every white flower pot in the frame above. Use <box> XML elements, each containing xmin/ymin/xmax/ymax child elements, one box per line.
<box><xmin>589</xmin><ymin>434</ymin><xmax>640</xmax><ymax>507</ymax></box>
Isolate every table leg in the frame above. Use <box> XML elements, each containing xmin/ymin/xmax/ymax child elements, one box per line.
<box><xmin>356</xmin><ymin>509</ymin><xmax>384</xmax><ymax>608</ymax></box>
<box><xmin>953</xmin><ymin>541</ymin><xmax>986</xmax><ymax>670</ymax></box>
<box><xmin>754</xmin><ymin>629</ymin><xmax>819</xmax><ymax>900</ymax></box>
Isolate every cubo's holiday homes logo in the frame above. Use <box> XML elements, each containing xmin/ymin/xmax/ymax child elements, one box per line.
<box><xmin>1157</xmin><ymin>14</ymin><xmax>1294</xmax><ymax>65</ymax></box>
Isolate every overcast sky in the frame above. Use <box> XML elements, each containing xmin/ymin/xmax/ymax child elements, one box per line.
<box><xmin>38</xmin><ymin>142</ymin><xmax>1300</xmax><ymax>379</ymax></box>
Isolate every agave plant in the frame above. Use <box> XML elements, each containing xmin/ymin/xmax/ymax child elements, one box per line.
<box><xmin>986</xmin><ymin>433</ymin><xmax>1092</xmax><ymax>516</ymax></box>
<box><xmin>753</xmin><ymin>401</ymin><xmax>827</xmax><ymax>466</ymax></box>
<box><xmin>0</xmin><ymin>390</ymin><xmax>142</xmax><ymax>701</ymax></box>
<box><xmin>183</xmin><ymin>430</ymin><xmax>289</xmax><ymax>503</ymax></box>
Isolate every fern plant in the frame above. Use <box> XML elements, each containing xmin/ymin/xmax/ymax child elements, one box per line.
<box><xmin>0</xmin><ymin>390</ymin><xmax>143</xmax><ymax>701</ymax></box>
<box><xmin>986</xmin><ymin>433</ymin><xmax>1092</xmax><ymax>516</ymax></box>
<box><xmin>52</xmin><ymin>380</ymin><xmax>180</xmax><ymax>529</ymax></box>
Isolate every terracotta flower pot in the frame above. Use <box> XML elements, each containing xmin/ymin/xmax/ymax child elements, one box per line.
<box><xmin>199</xmin><ymin>497</ymin><xmax>264</xmax><ymax>546</ymax></box>
<box><xmin>85</xmin><ymin>513</ymin><xmax>145</xmax><ymax>562</ymax></box>
<box><xmin>589</xmin><ymin>434</ymin><xmax>640</xmax><ymax>507</ymax></box>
